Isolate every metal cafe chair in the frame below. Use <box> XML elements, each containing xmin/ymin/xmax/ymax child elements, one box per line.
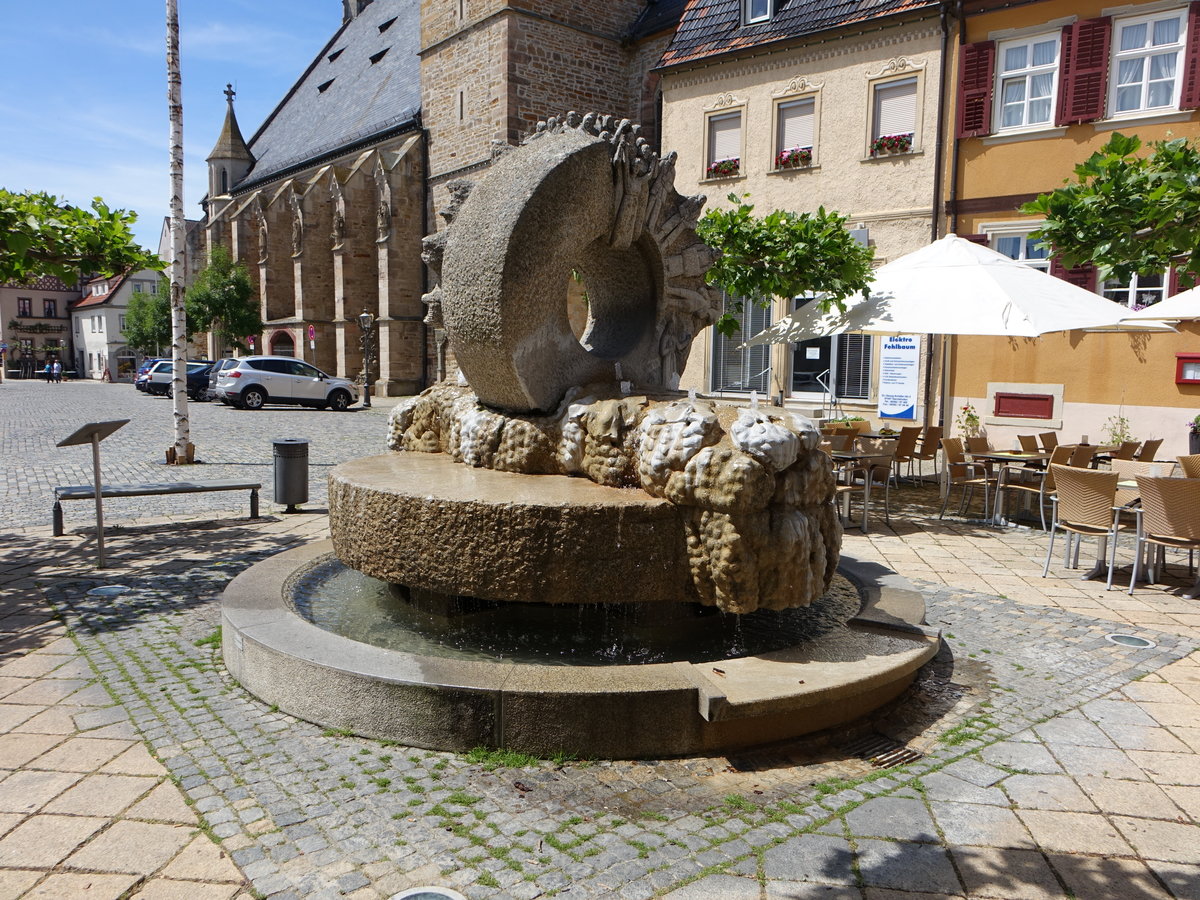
<box><xmin>938</xmin><ymin>437</ymin><xmax>995</xmax><ymax>520</ymax></box>
<box><xmin>994</xmin><ymin>445</ymin><xmax>1072</xmax><ymax>530</ymax></box>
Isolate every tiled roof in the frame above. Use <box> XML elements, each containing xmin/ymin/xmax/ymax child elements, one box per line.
<box><xmin>1</xmin><ymin>275</ymin><xmax>79</xmax><ymax>292</ymax></box>
<box><xmin>658</xmin><ymin>0</ymin><xmax>940</xmax><ymax>69</ymax></box>
<box><xmin>629</xmin><ymin>0</ymin><xmax>691</xmax><ymax>40</ymax></box>
<box><xmin>235</xmin><ymin>0</ymin><xmax>420</xmax><ymax>190</ymax></box>
<box><xmin>70</xmin><ymin>273</ymin><xmax>129</xmax><ymax>310</ymax></box>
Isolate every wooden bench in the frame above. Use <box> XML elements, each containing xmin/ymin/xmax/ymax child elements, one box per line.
<box><xmin>53</xmin><ymin>480</ymin><xmax>261</xmax><ymax>536</ymax></box>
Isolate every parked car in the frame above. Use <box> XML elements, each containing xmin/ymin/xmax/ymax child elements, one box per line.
<box><xmin>213</xmin><ymin>356</ymin><xmax>359</xmax><ymax>410</ymax></box>
<box><xmin>143</xmin><ymin>360</ymin><xmax>213</xmax><ymax>399</ymax></box>
<box><xmin>206</xmin><ymin>358</ymin><xmax>241</xmax><ymax>402</ymax></box>
<box><xmin>134</xmin><ymin>357</ymin><xmax>165</xmax><ymax>391</ymax></box>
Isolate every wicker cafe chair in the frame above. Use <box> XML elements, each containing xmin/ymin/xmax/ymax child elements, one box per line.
<box><xmin>995</xmin><ymin>445</ymin><xmax>1073</xmax><ymax>529</ymax></box>
<box><xmin>1179</xmin><ymin>454</ymin><xmax>1200</xmax><ymax>477</ymax></box>
<box><xmin>966</xmin><ymin>435</ymin><xmax>996</xmax><ymax>479</ymax></box>
<box><xmin>938</xmin><ymin>437</ymin><xmax>994</xmax><ymax>520</ymax></box>
<box><xmin>1039</xmin><ymin>432</ymin><xmax>1059</xmax><ymax>451</ymax></box>
<box><xmin>890</xmin><ymin>426</ymin><xmax>923</xmax><ymax>483</ymax></box>
<box><xmin>836</xmin><ymin>439</ymin><xmax>896</xmax><ymax>532</ymax></box>
<box><xmin>1111</xmin><ymin>459</ymin><xmax>1180</xmax><ymax>510</ymax></box>
<box><xmin>1094</xmin><ymin>440</ymin><xmax>1141</xmax><ymax>467</ymax></box>
<box><xmin>1138</xmin><ymin>438</ymin><xmax>1164</xmax><ymax>462</ymax></box>
<box><xmin>1068</xmin><ymin>443</ymin><xmax>1098</xmax><ymax>468</ymax></box>
<box><xmin>1042</xmin><ymin>465</ymin><xmax>1126</xmax><ymax>590</ymax></box>
<box><xmin>910</xmin><ymin>426</ymin><xmax>943</xmax><ymax>482</ymax></box>
<box><xmin>1018</xmin><ymin>434</ymin><xmax>1041</xmax><ymax>453</ymax></box>
<box><xmin>1129</xmin><ymin>476</ymin><xmax>1200</xmax><ymax>599</ymax></box>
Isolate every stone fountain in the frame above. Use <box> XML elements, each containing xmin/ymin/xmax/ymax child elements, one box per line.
<box><xmin>222</xmin><ymin>114</ymin><xmax>939</xmax><ymax>758</ymax></box>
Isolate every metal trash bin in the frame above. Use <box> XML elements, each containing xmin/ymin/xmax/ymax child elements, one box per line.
<box><xmin>273</xmin><ymin>438</ymin><xmax>309</xmax><ymax>512</ymax></box>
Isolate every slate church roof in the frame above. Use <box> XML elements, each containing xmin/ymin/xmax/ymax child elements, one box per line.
<box><xmin>235</xmin><ymin>0</ymin><xmax>420</xmax><ymax>191</ymax></box>
<box><xmin>658</xmin><ymin>0</ymin><xmax>940</xmax><ymax>69</ymax></box>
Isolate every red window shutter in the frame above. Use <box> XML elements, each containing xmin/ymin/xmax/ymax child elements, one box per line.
<box><xmin>1181</xmin><ymin>2</ymin><xmax>1200</xmax><ymax>109</ymax></box>
<box><xmin>1050</xmin><ymin>256</ymin><xmax>1098</xmax><ymax>291</ymax></box>
<box><xmin>957</xmin><ymin>41</ymin><xmax>995</xmax><ymax>138</ymax></box>
<box><xmin>1056</xmin><ymin>18</ymin><xmax>1112</xmax><ymax>125</ymax></box>
<box><xmin>961</xmin><ymin>233</ymin><xmax>990</xmax><ymax>245</ymax></box>
<box><xmin>1169</xmin><ymin>265</ymin><xmax>1182</xmax><ymax>297</ymax></box>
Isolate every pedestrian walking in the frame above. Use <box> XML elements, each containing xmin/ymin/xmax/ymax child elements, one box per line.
<box><xmin>52</xmin><ymin>360</ymin><xmax>62</xmax><ymax>383</ymax></box>
<box><xmin>43</xmin><ymin>361</ymin><xmax>52</xmax><ymax>383</ymax></box>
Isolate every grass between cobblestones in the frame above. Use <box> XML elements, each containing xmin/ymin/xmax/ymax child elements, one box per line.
<box><xmin>34</xmin><ymin>547</ymin><xmax>1197</xmax><ymax>899</ymax></box>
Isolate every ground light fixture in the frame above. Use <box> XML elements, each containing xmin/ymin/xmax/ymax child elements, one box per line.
<box><xmin>358</xmin><ymin>309</ymin><xmax>375</xmax><ymax>408</ymax></box>
<box><xmin>1104</xmin><ymin>633</ymin><xmax>1157</xmax><ymax>649</ymax></box>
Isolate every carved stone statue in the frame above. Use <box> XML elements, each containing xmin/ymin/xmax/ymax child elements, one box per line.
<box><xmin>330</xmin><ymin>179</ymin><xmax>346</xmax><ymax>250</ymax></box>
<box><xmin>288</xmin><ymin>191</ymin><xmax>304</xmax><ymax>258</ymax></box>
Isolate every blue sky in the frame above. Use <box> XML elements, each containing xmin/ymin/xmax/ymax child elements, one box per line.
<box><xmin>0</xmin><ymin>0</ymin><xmax>341</xmax><ymax>252</ymax></box>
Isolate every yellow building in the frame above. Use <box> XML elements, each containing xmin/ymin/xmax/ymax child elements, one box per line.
<box><xmin>948</xmin><ymin>0</ymin><xmax>1200</xmax><ymax>456</ymax></box>
<box><xmin>658</xmin><ymin>0</ymin><xmax>949</xmax><ymax>424</ymax></box>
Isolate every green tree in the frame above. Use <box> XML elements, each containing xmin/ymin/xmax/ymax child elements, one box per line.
<box><xmin>122</xmin><ymin>282</ymin><xmax>173</xmax><ymax>356</ymax></box>
<box><xmin>696</xmin><ymin>194</ymin><xmax>876</xmax><ymax>337</ymax></box>
<box><xmin>185</xmin><ymin>246</ymin><xmax>260</xmax><ymax>353</ymax></box>
<box><xmin>1022</xmin><ymin>132</ymin><xmax>1200</xmax><ymax>286</ymax></box>
<box><xmin>0</xmin><ymin>189</ymin><xmax>161</xmax><ymax>286</ymax></box>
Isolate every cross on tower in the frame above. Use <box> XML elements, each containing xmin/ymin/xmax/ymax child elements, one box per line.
<box><xmin>224</xmin><ymin>84</ymin><xmax>236</xmax><ymax>104</ymax></box>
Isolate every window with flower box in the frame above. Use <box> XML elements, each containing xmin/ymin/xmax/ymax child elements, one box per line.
<box><xmin>775</xmin><ymin>97</ymin><xmax>815</xmax><ymax>169</ymax></box>
<box><xmin>706</xmin><ymin>110</ymin><xmax>742</xmax><ymax>179</ymax></box>
<box><xmin>870</xmin><ymin>76</ymin><xmax>917</xmax><ymax>156</ymax></box>
<box><xmin>1102</xmin><ymin>271</ymin><xmax>1167</xmax><ymax>308</ymax></box>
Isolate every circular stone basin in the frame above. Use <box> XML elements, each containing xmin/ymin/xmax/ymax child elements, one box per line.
<box><xmin>222</xmin><ymin>542</ymin><xmax>940</xmax><ymax>759</ymax></box>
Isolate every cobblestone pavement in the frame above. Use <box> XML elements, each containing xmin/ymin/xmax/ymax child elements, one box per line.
<box><xmin>1</xmin><ymin>380</ymin><xmax>394</xmax><ymax>532</ymax></box>
<box><xmin>1</xmin><ymin>382</ymin><xmax>1198</xmax><ymax>898</ymax></box>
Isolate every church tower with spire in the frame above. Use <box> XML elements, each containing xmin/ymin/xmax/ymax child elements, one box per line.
<box><xmin>206</xmin><ymin>84</ymin><xmax>254</xmax><ymax>219</ymax></box>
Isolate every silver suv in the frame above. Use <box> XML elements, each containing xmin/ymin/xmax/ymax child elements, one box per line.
<box><xmin>213</xmin><ymin>356</ymin><xmax>359</xmax><ymax>411</ymax></box>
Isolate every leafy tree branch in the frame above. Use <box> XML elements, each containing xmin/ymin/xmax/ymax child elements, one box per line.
<box><xmin>1022</xmin><ymin>132</ymin><xmax>1200</xmax><ymax>287</ymax></box>
<box><xmin>696</xmin><ymin>194</ymin><xmax>875</xmax><ymax>338</ymax></box>
<box><xmin>0</xmin><ymin>189</ymin><xmax>161</xmax><ymax>286</ymax></box>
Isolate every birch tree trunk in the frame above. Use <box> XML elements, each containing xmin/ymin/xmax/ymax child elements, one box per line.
<box><xmin>166</xmin><ymin>0</ymin><xmax>190</xmax><ymax>461</ymax></box>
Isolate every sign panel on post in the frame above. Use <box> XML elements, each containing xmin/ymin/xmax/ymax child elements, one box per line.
<box><xmin>308</xmin><ymin>324</ymin><xmax>315</xmax><ymax>351</ymax></box>
<box><xmin>877</xmin><ymin>335</ymin><xmax>920</xmax><ymax>420</ymax></box>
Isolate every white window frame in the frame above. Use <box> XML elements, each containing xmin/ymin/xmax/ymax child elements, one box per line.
<box><xmin>1108</xmin><ymin>9</ymin><xmax>1187</xmax><ymax>117</ymax></box>
<box><xmin>1102</xmin><ymin>270</ymin><xmax>1169</xmax><ymax>307</ymax></box>
<box><xmin>743</xmin><ymin>0</ymin><xmax>773</xmax><ymax>25</ymax></box>
<box><xmin>772</xmin><ymin>92</ymin><xmax>819</xmax><ymax>169</ymax></box>
<box><xmin>133</xmin><ymin>282</ymin><xmax>143</xmax><ymax>293</ymax></box>
<box><xmin>983</xmin><ymin>222</ymin><xmax>1051</xmax><ymax>271</ymax></box>
<box><xmin>994</xmin><ymin>33</ymin><xmax>1061</xmax><ymax>131</ymax></box>
<box><xmin>704</xmin><ymin>107</ymin><xmax>745</xmax><ymax>180</ymax></box>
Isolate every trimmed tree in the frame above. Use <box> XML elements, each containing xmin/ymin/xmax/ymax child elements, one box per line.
<box><xmin>0</xmin><ymin>189</ymin><xmax>160</xmax><ymax>285</ymax></box>
<box><xmin>1022</xmin><ymin>132</ymin><xmax>1200</xmax><ymax>286</ymax></box>
<box><xmin>696</xmin><ymin>193</ymin><xmax>876</xmax><ymax>338</ymax></box>
<box><xmin>123</xmin><ymin>284</ymin><xmax>173</xmax><ymax>356</ymax></box>
<box><xmin>185</xmin><ymin>246</ymin><xmax>260</xmax><ymax>354</ymax></box>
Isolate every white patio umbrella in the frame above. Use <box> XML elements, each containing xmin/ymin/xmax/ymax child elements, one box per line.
<box><xmin>743</xmin><ymin>234</ymin><xmax>1130</xmax><ymax>346</ymax></box>
<box><xmin>1123</xmin><ymin>283</ymin><xmax>1200</xmax><ymax>322</ymax></box>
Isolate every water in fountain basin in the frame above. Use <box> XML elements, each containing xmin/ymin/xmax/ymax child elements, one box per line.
<box><xmin>291</xmin><ymin>555</ymin><xmax>861</xmax><ymax>666</ymax></box>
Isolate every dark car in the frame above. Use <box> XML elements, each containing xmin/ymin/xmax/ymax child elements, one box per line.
<box><xmin>143</xmin><ymin>360</ymin><xmax>213</xmax><ymax>399</ymax></box>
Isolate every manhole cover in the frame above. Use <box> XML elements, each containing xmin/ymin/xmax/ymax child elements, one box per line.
<box><xmin>1105</xmin><ymin>633</ymin><xmax>1156</xmax><ymax>649</ymax></box>
<box><xmin>86</xmin><ymin>585</ymin><xmax>131</xmax><ymax>597</ymax></box>
<box><xmin>389</xmin><ymin>889</ymin><xmax>468</xmax><ymax>900</ymax></box>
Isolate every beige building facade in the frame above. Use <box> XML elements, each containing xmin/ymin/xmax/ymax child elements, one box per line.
<box><xmin>0</xmin><ymin>276</ymin><xmax>77</xmax><ymax>379</ymax></box>
<box><xmin>659</xmin><ymin>0</ymin><xmax>947</xmax><ymax>424</ymax></box>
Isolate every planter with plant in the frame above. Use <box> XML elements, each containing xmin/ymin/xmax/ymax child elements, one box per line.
<box><xmin>776</xmin><ymin>147</ymin><xmax>812</xmax><ymax>170</ymax></box>
<box><xmin>706</xmin><ymin>158</ymin><xmax>740</xmax><ymax>179</ymax></box>
<box><xmin>1102</xmin><ymin>413</ymin><xmax>1133</xmax><ymax>445</ymax></box>
<box><xmin>955</xmin><ymin>403</ymin><xmax>981</xmax><ymax>438</ymax></box>
<box><xmin>1189</xmin><ymin>414</ymin><xmax>1200</xmax><ymax>454</ymax></box>
<box><xmin>870</xmin><ymin>132</ymin><xmax>913</xmax><ymax>157</ymax></box>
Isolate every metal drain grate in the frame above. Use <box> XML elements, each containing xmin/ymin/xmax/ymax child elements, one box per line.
<box><xmin>841</xmin><ymin>733</ymin><xmax>923</xmax><ymax>769</ymax></box>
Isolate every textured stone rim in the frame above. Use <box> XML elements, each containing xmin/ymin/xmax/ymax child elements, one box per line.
<box><xmin>222</xmin><ymin>543</ymin><xmax>939</xmax><ymax>758</ymax></box>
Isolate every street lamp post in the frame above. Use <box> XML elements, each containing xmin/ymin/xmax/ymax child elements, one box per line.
<box><xmin>358</xmin><ymin>309</ymin><xmax>376</xmax><ymax>408</ymax></box>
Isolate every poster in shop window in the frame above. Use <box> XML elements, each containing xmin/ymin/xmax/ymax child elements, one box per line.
<box><xmin>877</xmin><ymin>335</ymin><xmax>920</xmax><ymax>420</ymax></box>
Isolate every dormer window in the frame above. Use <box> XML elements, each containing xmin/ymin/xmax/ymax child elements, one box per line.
<box><xmin>744</xmin><ymin>0</ymin><xmax>773</xmax><ymax>24</ymax></box>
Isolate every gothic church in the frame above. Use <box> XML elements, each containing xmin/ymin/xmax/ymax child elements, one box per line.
<box><xmin>204</xmin><ymin>0</ymin><xmax>682</xmax><ymax>394</ymax></box>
